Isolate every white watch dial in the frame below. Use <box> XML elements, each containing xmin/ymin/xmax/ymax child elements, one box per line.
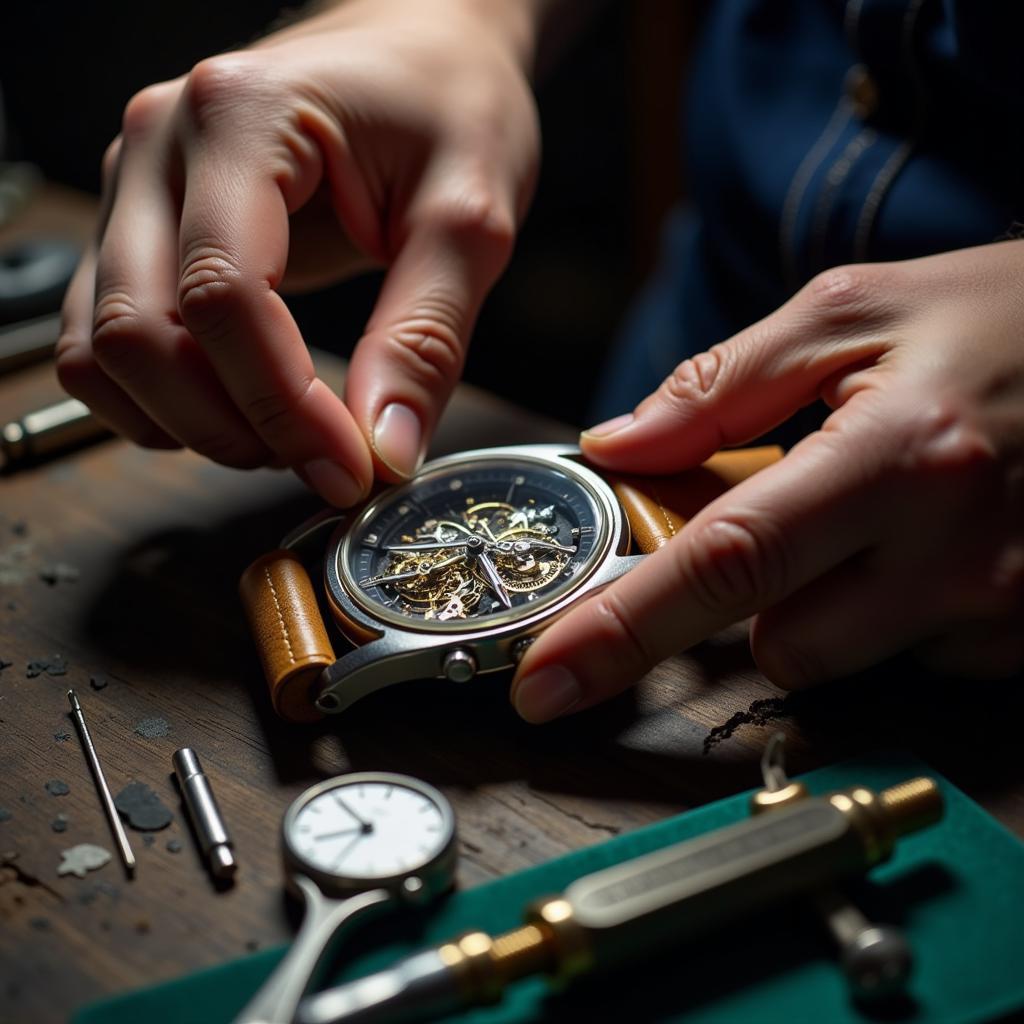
<box><xmin>288</xmin><ymin>779</ymin><xmax>451</xmax><ymax>881</ymax></box>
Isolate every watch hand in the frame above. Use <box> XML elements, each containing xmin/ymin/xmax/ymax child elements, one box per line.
<box><xmin>333</xmin><ymin>794</ymin><xmax>374</xmax><ymax>832</ymax></box>
<box><xmin>384</xmin><ymin>541</ymin><xmax>466</xmax><ymax>553</ymax></box>
<box><xmin>359</xmin><ymin>553</ymin><xmax>467</xmax><ymax>588</ymax></box>
<box><xmin>477</xmin><ymin>551</ymin><xmax>512</xmax><ymax>608</ymax></box>
<box><xmin>523</xmin><ymin>539</ymin><xmax>577</xmax><ymax>554</ymax></box>
<box><xmin>435</xmin><ymin>520</ymin><xmax>478</xmax><ymax>539</ymax></box>
<box><xmin>360</xmin><ymin>567</ymin><xmax>425</xmax><ymax>586</ymax></box>
<box><xmin>313</xmin><ymin>828</ymin><xmax>363</xmax><ymax>842</ymax></box>
<box><xmin>330</xmin><ymin>830</ymin><xmax>368</xmax><ymax>871</ymax></box>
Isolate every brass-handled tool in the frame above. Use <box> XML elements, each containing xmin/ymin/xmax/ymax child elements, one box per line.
<box><xmin>297</xmin><ymin>769</ymin><xmax>943</xmax><ymax>1023</ymax></box>
<box><xmin>1</xmin><ymin>397</ymin><xmax>110</xmax><ymax>471</ymax></box>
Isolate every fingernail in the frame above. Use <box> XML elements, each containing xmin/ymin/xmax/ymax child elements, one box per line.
<box><xmin>301</xmin><ymin>457</ymin><xmax>365</xmax><ymax>508</ymax></box>
<box><xmin>582</xmin><ymin>412</ymin><xmax>634</xmax><ymax>438</ymax></box>
<box><xmin>512</xmin><ymin>665</ymin><xmax>582</xmax><ymax>723</ymax></box>
<box><xmin>373</xmin><ymin>402</ymin><xmax>423</xmax><ymax>478</ymax></box>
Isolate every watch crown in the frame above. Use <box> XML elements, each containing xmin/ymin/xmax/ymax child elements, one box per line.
<box><xmin>442</xmin><ymin>648</ymin><xmax>477</xmax><ymax>683</ymax></box>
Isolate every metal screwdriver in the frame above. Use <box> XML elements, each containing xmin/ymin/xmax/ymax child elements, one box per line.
<box><xmin>297</xmin><ymin>776</ymin><xmax>943</xmax><ymax>1024</ymax></box>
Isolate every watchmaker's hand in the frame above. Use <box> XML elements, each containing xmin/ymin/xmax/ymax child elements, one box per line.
<box><xmin>512</xmin><ymin>242</ymin><xmax>1024</xmax><ymax>723</ymax></box>
<box><xmin>477</xmin><ymin>550</ymin><xmax>512</xmax><ymax>608</ymax></box>
<box><xmin>58</xmin><ymin>0</ymin><xmax>541</xmax><ymax>500</ymax></box>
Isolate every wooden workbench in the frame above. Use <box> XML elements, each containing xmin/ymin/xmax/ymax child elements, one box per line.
<box><xmin>2</xmin><ymin>350</ymin><xmax>1024</xmax><ymax>1024</ymax></box>
<box><xmin>4</xmin><ymin>151</ymin><xmax>1024</xmax><ymax>1024</ymax></box>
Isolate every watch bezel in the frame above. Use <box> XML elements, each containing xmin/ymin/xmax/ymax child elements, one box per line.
<box><xmin>325</xmin><ymin>445</ymin><xmax>622</xmax><ymax>638</ymax></box>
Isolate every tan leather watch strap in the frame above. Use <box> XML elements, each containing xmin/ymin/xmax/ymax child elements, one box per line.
<box><xmin>604</xmin><ymin>446</ymin><xmax>783</xmax><ymax>553</ymax></box>
<box><xmin>238</xmin><ymin>550</ymin><xmax>335</xmax><ymax>723</ymax></box>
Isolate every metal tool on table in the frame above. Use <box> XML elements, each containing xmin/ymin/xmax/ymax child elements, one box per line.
<box><xmin>752</xmin><ymin>734</ymin><xmax>914</xmax><ymax>1000</ymax></box>
<box><xmin>67</xmin><ymin>689</ymin><xmax>136</xmax><ymax>877</ymax></box>
<box><xmin>296</xmin><ymin>756</ymin><xmax>943</xmax><ymax>1024</ymax></box>
<box><xmin>172</xmin><ymin>747</ymin><xmax>237</xmax><ymax>881</ymax></box>
<box><xmin>233</xmin><ymin>772</ymin><xmax>458</xmax><ymax>1024</ymax></box>
<box><xmin>0</xmin><ymin>312</ymin><xmax>60</xmax><ymax>373</ymax></box>
<box><xmin>1</xmin><ymin>396</ymin><xmax>110</xmax><ymax>471</ymax></box>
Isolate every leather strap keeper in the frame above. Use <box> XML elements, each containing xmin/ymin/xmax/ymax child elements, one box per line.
<box><xmin>239</xmin><ymin>550</ymin><xmax>335</xmax><ymax>723</ymax></box>
<box><xmin>606</xmin><ymin>446</ymin><xmax>783</xmax><ymax>553</ymax></box>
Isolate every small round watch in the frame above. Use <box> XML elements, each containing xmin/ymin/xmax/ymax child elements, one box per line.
<box><xmin>240</xmin><ymin>444</ymin><xmax>780</xmax><ymax>721</ymax></box>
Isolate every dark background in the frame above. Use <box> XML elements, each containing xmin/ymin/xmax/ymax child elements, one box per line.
<box><xmin>0</xmin><ymin>2</ymin><xmax>695</xmax><ymax>426</ymax></box>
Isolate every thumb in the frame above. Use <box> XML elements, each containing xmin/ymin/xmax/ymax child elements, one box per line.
<box><xmin>580</xmin><ymin>266</ymin><xmax>890</xmax><ymax>474</ymax></box>
<box><xmin>345</xmin><ymin>192</ymin><xmax>515</xmax><ymax>481</ymax></box>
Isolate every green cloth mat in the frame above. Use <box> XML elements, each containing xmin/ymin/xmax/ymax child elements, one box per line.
<box><xmin>75</xmin><ymin>752</ymin><xmax>1024</xmax><ymax>1023</ymax></box>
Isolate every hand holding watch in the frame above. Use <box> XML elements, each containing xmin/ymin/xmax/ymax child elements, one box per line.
<box><xmin>240</xmin><ymin>444</ymin><xmax>780</xmax><ymax>721</ymax></box>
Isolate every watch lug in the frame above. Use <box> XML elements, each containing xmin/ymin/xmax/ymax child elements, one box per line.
<box><xmin>591</xmin><ymin>553</ymin><xmax>645</xmax><ymax>588</ymax></box>
<box><xmin>314</xmin><ymin>635</ymin><xmax>448</xmax><ymax>715</ymax></box>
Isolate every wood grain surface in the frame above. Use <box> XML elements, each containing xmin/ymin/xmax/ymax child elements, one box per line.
<box><xmin>2</xmin><ymin>211</ymin><xmax>1023</xmax><ymax>1024</ymax></box>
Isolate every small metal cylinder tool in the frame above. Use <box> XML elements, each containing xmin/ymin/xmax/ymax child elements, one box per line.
<box><xmin>296</xmin><ymin>772</ymin><xmax>943</xmax><ymax>1024</ymax></box>
<box><xmin>172</xmin><ymin>748</ymin><xmax>237</xmax><ymax>880</ymax></box>
<box><xmin>1</xmin><ymin>396</ymin><xmax>110</xmax><ymax>470</ymax></box>
<box><xmin>67</xmin><ymin>690</ymin><xmax>136</xmax><ymax>877</ymax></box>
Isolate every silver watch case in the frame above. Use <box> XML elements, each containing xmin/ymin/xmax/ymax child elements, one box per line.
<box><xmin>284</xmin><ymin>444</ymin><xmax>642</xmax><ymax>715</ymax></box>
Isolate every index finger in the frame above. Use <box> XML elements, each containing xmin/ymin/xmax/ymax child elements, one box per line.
<box><xmin>510</xmin><ymin>412</ymin><xmax>888</xmax><ymax>722</ymax></box>
<box><xmin>175</xmin><ymin>103</ymin><xmax>372</xmax><ymax>504</ymax></box>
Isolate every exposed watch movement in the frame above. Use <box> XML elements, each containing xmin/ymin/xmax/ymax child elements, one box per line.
<box><xmin>340</xmin><ymin>456</ymin><xmax>606</xmax><ymax>631</ymax></box>
<box><xmin>240</xmin><ymin>443</ymin><xmax>782</xmax><ymax>720</ymax></box>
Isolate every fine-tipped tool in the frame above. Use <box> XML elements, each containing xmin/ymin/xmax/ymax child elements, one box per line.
<box><xmin>67</xmin><ymin>689</ymin><xmax>136</xmax><ymax>877</ymax></box>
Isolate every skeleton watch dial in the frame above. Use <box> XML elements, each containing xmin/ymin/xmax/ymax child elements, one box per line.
<box><xmin>338</xmin><ymin>456</ymin><xmax>606</xmax><ymax>632</ymax></box>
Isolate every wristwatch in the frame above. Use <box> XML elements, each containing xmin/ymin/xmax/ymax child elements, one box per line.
<box><xmin>239</xmin><ymin>443</ymin><xmax>780</xmax><ymax>722</ymax></box>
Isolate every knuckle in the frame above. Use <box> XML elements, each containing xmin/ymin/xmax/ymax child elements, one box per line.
<box><xmin>91</xmin><ymin>293</ymin><xmax>150</xmax><ymax>378</ymax></box>
<box><xmin>661</xmin><ymin>345</ymin><xmax>727</xmax><ymax>404</ymax></box>
<box><xmin>243</xmin><ymin>377</ymin><xmax>315</xmax><ymax>436</ymax></box>
<box><xmin>902</xmin><ymin>402</ymin><xmax>997</xmax><ymax>479</ymax></box>
<box><xmin>178</xmin><ymin>247</ymin><xmax>246</xmax><ymax>337</ymax></box>
<box><xmin>589</xmin><ymin>590</ymin><xmax>654</xmax><ymax>673</ymax></box>
<box><xmin>121</xmin><ymin>83</ymin><xmax>173</xmax><ymax>141</ymax></box>
<box><xmin>384</xmin><ymin>302</ymin><xmax>466</xmax><ymax>391</ymax></box>
<box><xmin>802</xmin><ymin>264</ymin><xmax>878</xmax><ymax>323</ymax></box>
<box><xmin>428</xmin><ymin>190</ymin><xmax>515</xmax><ymax>267</ymax></box>
<box><xmin>680</xmin><ymin>515</ymin><xmax>790</xmax><ymax>614</ymax></box>
<box><xmin>182</xmin><ymin>54</ymin><xmax>257</xmax><ymax>124</ymax></box>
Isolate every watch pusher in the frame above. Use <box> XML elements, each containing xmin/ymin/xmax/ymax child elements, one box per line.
<box><xmin>280</xmin><ymin>445</ymin><xmax>642</xmax><ymax>716</ymax></box>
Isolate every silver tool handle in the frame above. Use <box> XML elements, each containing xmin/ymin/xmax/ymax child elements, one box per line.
<box><xmin>172</xmin><ymin>747</ymin><xmax>236</xmax><ymax>878</ymax></box>
<box><xmin>566</xmin><ymin>798</ymin><xmax>866</xmax><ymax>961</ymax></box>
<box><xmin>2</xmin><ymin>397</ymin><xmax>109</xmax><ymax>463</ymax></box>
<box><xmin>233</xmin><ymin>879</ymin><xmax>392</xmax><ymax>1024</ymax></box>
